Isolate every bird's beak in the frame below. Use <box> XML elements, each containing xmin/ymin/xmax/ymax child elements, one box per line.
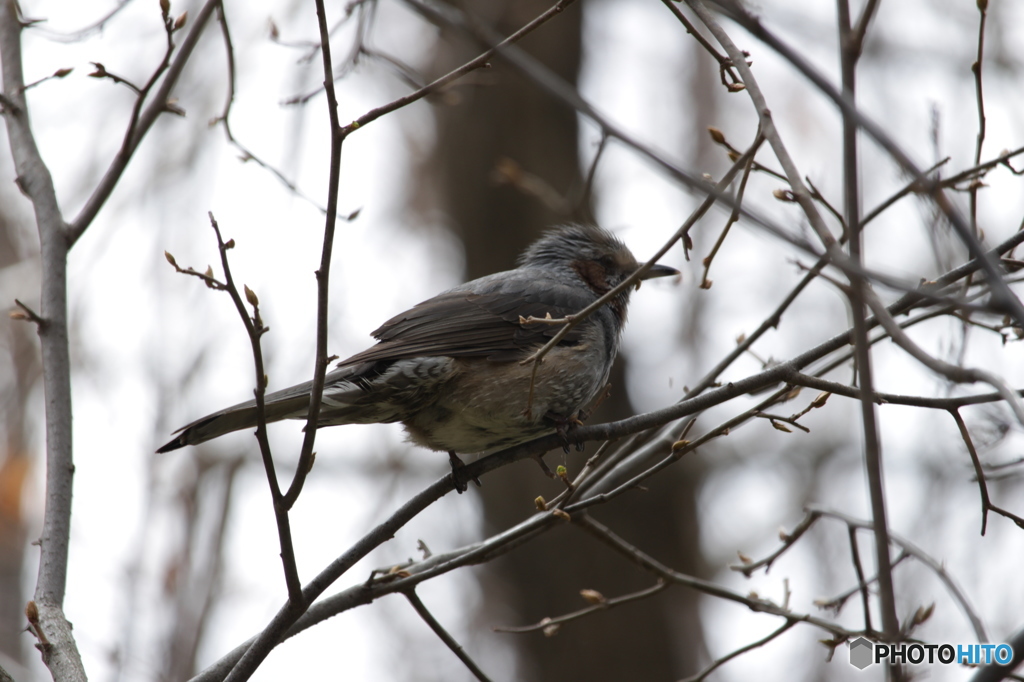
<box><xmin>635</xmin><ymin>262</ymin><xmax>680</xmax><ymax>290</ymax></box>
<box><xmin>639</xmin><ymin>263</ymin><xmax>680</xmax><ymax>280</ymax></box>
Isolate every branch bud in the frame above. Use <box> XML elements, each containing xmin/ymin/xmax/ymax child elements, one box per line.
<box><xmin>810</xmin><ymin>392</ymin><xmax>830</xmax><ymax>409</ymax></box>
<box><xmin>244</xmin><ymin>284</ymin><xmax>259</xmax><ymax>307</ymax></box>
<box><xmin>912</xmin><ymin>603</ymin><xmax>935</xmax><ymax>626</ymax></box>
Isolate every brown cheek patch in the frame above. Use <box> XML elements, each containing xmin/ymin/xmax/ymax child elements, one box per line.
<box><xmin>571</xmin><ymin>260</ymin><xmax>610</xmax><ymax>295</ymax></box>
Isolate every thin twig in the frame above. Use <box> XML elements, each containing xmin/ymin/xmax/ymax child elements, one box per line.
<box><xmin>30</xmin><ymin>0</ymin><xmax>135</xmax><ymax>42</ymax></box>
<box><xmin>283</xmin><ymin>0</ymin><xmax>348</xmax><ymax>510</ymax></box>
<box><xmin>493</xmin><ymin>581</ymin><xmax>668</xmax><ymax>634</ymax></box>
<box><xmin>816</xmin><ymin>550</ymin><xmax>911</xmax><ymax>614</ymax></box>
<box><xmin>731</xmin><ymin>510</ymin><xmax>821</xmax><ymax>577</ymax></box>
<box><xmin>657</xmin><ymin>0</ymin><xmax>742</xmax><ymax>88</ymax></box>
<box><xmin>859</xmin><ymin>285</ymin><xmax>1024</xmax><ymax>425</ymax></box>
<box><xmin>836</xmin><ymin>0</ymin><xmax>901</xmax><ymax>653</ymax></box>
<box><xmin>574</xmin><ymin>515</ymin><xmax>855</xmax><ymax>637</ymax></box>
<box><xmin>11</xmin><ymin>298</ymin><xmax>45</xmax><ymax>326</ymax></box>
<box><xmin>211</xmin><ymin>4</ymin><xmax>334</xmax><ymax>216</ymax></box>
<box><xmin>704</xmin><ymin>0</ymin><xmax>1024</xmax><ymax>326</ymax></box>
<box><xmin>68</xmin><ymin>0</ymin><xmax>219</xmax><ymax>245</ymax></box>
<box><xmin>788</xmin><ymin>373</ymin><xmax>1023</xmax><ymax>411</ymax></box>
<box><xmin>570</xmin><ymin>130</ymin><xmax>609</xmax><ymax>216</ymax></box>
<box><xmin>847</xmin><ymin>526</ymin><xmax>873</xmax><ymax>633</ymax></box>
<box><xmin>970</xmin><ymin>0</ymin><xmax>988</xmax><ymax>236</ymax></box>
<box><xmin>404</xmin><ymin>590</ymin><xmax>493</xmax><ymax>682</ymax></box>
<box><xmin>678</xmin><ymin>621</ymin><xmax>796</xmax><ymax>682</ymax></box>
<box><xmin>951</xmin><ymin>409</ymin><xmax>1024</xmax><ymax>532</ymax></box>
<box><xmin>941</xmin><ymin>145</ymin><xmax>1024</xmax><ymax>190</ymax></box>
<box><xmin>342</xmin><ymin>0</ymin><xmax>578</xmax><ymax>134</ymax></box>
<box><xmin>219</xmin><ymin>0</ymin><xmax>350</xmax><ymax>675</ymax></box>
<box><xmin>684</xmin><ymin>0</ymin><xmax>837</xmax><ymax>254</ymax></box>
<box><xmin>952</xmin><ymin>408</ymin><xmax>993</xmax><ymax>535</ymax></box>
<box><xmin>701</xmin><ymin>131</ymin><xmax>762</xmax><ymax>288</ymax></box>
<box><xmin>808</xmin><ymin>506</ymin><xmax>988</xmax><ymax>642</ymax></box>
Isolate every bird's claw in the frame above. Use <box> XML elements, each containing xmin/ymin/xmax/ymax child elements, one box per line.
<box><xmin>448</xmin><ymin>451</ymin><xmax>481</xmax><ymax>493</ymax></box>
<box><xmin>547</xmin><ymin>411</ymin><xmax>585</xmax><ymax>453</ymax></box>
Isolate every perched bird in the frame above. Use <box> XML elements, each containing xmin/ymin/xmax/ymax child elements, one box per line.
<box><xmin>158</xmin><ymin>224</ymin><xmax>677</xmax><ymax>487</ymax></box>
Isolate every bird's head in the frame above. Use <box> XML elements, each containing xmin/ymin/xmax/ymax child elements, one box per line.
<box><xmin>518</xmin><ymin>224</ymin><xmax>678</xmax><ymax>320</ymax></box>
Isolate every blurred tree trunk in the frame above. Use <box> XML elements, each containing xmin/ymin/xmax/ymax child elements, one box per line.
<box><xmin>412</xmin><ymin>1</ymin><xmax>707</xmax><ymax>678</ymax></box>
<box><xmin>0</xmin><ymin>210</ymin><xmax>37</xmax><ymax>672</ymax></box>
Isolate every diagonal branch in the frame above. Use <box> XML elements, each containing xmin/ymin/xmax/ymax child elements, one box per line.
<box><xmin>705</xmin><ymin>0</ymin><xmax>1024</xmax><ymax>326</ymax></box>
<box><xmin>67</xmin><ymin>0</ymin><xmax>219</xmax><ymax>245</ymax></box>
<box><xmin>809</xmin><ymin>506</ymin><xmax>989</xmax><ymax>642</ymax></box>
<box><xmin>342</xmin><ymin>0</ymin><xmax>578</xmax><ymax>134</ymax></box>
<box><xmin>404</xmin><ymin>590</ymin><xmax>493</xmax><ymax>682</ymax></box>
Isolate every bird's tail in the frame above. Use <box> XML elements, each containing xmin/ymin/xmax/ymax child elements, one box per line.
<box><xmin>156</xmin><ymin>393</ymin><xmax>309</xmax><ymax>453</ymax></box>
<box><xmin>157</xmin><ymin>367</ymin><xmax>359</xmax><ymax>453</ymax></box>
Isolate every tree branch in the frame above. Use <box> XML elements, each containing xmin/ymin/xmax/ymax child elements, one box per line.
<box><xmin>0</xmin><ymin>0</ymin><xmax>84</xmax><ymax>677</ymax></box>
<box><xmin>67</xmin><ymin>0</ymin><xmax>219</xmax><ymax>245</ymax></box>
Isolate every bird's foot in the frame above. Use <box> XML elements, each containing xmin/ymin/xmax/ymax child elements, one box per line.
<box><xmin>448</xmin><ymin>451</ymin><xmax>481</xmax><ymax>494</ymax></box>
<box><xmin>546</xmin><ymin>411</ymin><xmax>586</xmax><ymax>453</ymax></box>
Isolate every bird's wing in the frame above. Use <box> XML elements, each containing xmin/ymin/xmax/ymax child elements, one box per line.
<box><xmin>339</xmin><ymin>284</ymin><xmax>594</xmax><ymax>366</ymax></box>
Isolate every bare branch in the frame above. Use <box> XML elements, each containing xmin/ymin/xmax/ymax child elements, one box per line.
<box><xmin>731</xmin><ymin>510</ymin><xmax>821</xmax><ymax>577</ymax></box>
<box><xmin>951</xmin><ymin>410</ymin><xmax>1024</xmax><ymax>533</ymax></box>
<box><xmin>815</xmin><ymin>550</ymin><xmax>911</xmax><ymax>614</ymax></box>
<box><xmin>860</xmin><ymin>285</ymin><xmax>1024</xmax><ymax>425</ymax></box>
<box><xmin>202</xmin><ymin>214</ymin><xmax>302</xmax><ymax>603</ymax></box>
<box><xmin>808</xmin><ymin>506</ymin><xmax>989</xmax><ymax>642</ymax></box>
<box><xmin>788</xmin><ymin>373</ymin><xmax>1023</xmax><ymax>411</ymax></box>
<box><xmin>342</xmin><ymin>0</ymin><xmax>579</xmax><ymax>134</ymax></box>
<box><xmin>211</xmin><ymin>5</ymin><xmax>344</xmax><ymax>217</ymax></box>
<box><xmin>494</xmin><ymin>580</ymin><xmax>668</xmax><ymax>635</ymax></box>
<box><xmin>282</xmin><ymin>0</ymin><xmax>347</xmax><ymax>511</ymax></box>
<box><xmin>67</xmin><ymin>0</ymin><xmax>220</xmax><ymax>244</ymax></box>
<box><xmin>404</xmin><ymin>590</ymin><xmax>493</xmax><ymax>682</ymax></box>
<box><xmin>703</xmin><ymin>0</ymin><xmax>1024</xmax><ymax>326</ymax></box>
<box><xmin>0</xmin><ymin>1</ymin><xmax>84</xmax><ymax>677</ymax></box>
<box><xmin>679</xmin><ymin>621</ymin><xmax>796</xmax><ymax>682</ymax></box>
<box><xmin>683</xmin><ymin>0</ymin><xmax>839</xmax><ymax>253</ymax></box>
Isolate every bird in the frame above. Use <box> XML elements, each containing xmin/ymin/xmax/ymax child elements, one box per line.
<box><xmin>158</xmin><ymin>224</ymin><xmax>678</xmax><ymax>488</ymax></box>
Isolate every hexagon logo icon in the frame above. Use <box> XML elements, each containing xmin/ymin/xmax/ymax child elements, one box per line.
<box><xmin>850</xmin><ymin>637</ymin><xmax>874</xmax><ymax>669</ymax></box>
